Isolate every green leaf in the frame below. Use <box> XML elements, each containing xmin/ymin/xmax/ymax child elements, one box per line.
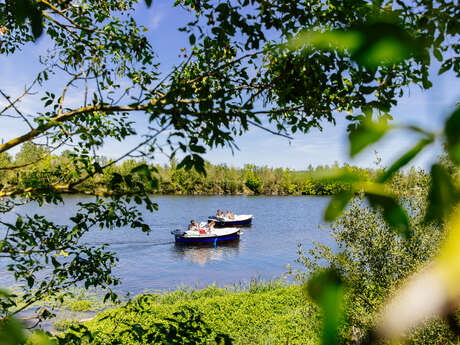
<box><xmin>377</xmin><ymin>137</ymin><xmax>433</xmax><ymax>183</ymax></box>
<box><xmin>0</xmin><ymin>316</ymin><xmax>26</xmax><ymax>345</ymax></box>
<box><xmin>433</xmin><ymin>48</ymin><xmax>443</xmax><ymax>62</ymax></box>
<box><xmin>189</xmin><ymin>33</ymin><xmax>196</xmax><ymax>45</ymax></box>
<box><xmin>192</xmin><ymin>154</ymin><xmax>206</xmax><ymax>176</ymax></box>
<box><xmin>13</xmin><ymin>0</ymin><xmax>30</xmax><ymax>25</ymax></box>
<box><xmin>305</xmin><ymin>268</ymin><xmax>345</xmax><ymax>345</ymax></box>
<box><xmin>324</xmin><ymin>191</ymin><xmax>354</xmax><ymax>222</ymax></box>
<box><xmin>51</xmin><ymin>256</ymin><xmax>61</xmax><ymax>268</ymax></box>
<box><xmin>288</xmin><ymin>30</ymin><xmax>363</xmax><ymax>52</ymax></box>
<box><xmin>26</xmin><ymin>275</ymin><xmax>35</xmax><ymax>288</ymax></box>
<box><xmin>439</xmin><ymin>59</ymin><xmax>453</xmax><ymax>75</ymax></box>
<box><xmin>425</xmin><ymin>164</ymin><xmax>459</xmax><ymax>223</ymax></box>
<box><xmin>149</xmin><ymin>177</ymin><xmax>159</xmax><ymax>190</ymax></box>
<box><xmin>349</xmin><ymin>118</ymin><xmax>389</xmax><ymax>157</ymax></box>
<box><xmin>177</xmin><ymin>155</ymin><xmax>207</xmax><ymax>176</ymax></box>
<box><xmin>350</xmin><ymin>21</ymin><xmax>424</xmax><ymax>68</ymax></box>
<box><xmin>294</xmin><ymin>21</ymin><xmax>425</xmax><ymax>68</ymax></box>
<box><xmin>144</xmin><ymin>0</ymin><xmax>152</xmax><ymax>7</ymax></box>
<box><xmin>366</xmin><ymin>193</ymin><xmax>411</xmax><ymax>239</ymax></box>
<box><xmin>310</xmin><ymin>167</ymin><xmax>366</xmax><ymax>184</ymax></box>
<box><xmin>110</xmin><ymin>173</ymin><xmax>123</xmax><ymax>187</ymax></box>
<box><xmin>131</xmin><ymin>164</ymin><xmax>151</xmax><ymax>180</ymax></box>
<box><xmin>15</xmin><ymin>216</ymin><xmax>23</xmax><ymax>228</ymax></box>
<box><xmin>94</xmin><ymin>162</ymin><xmax>103</xmax><ymax>174</ymax></box>
<box><xmin>177</xmin><ymin>155</ymin><xmax>192</xmax><ymax>170</ymax></box>
<box><xmin>445</xmin><ymin>107</ymin><xmax>460</xmax><ymax>165</ymax></box>
<box><xmin>30</xmin><ymin>6</ymin><xmax>44</xmax><ymax>39</ymax></box>
<box><xmin>190</xmin><ymin>144</ymin><xmax>206</xmax><ymax>154</ymax></box>
<box><xmin>359</xmin><ymin>86</ymin><xmax>377</xmax><ymax>95</ymax></box>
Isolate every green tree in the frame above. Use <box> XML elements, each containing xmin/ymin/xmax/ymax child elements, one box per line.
<box><xmin>244</xmin><ymin>165</ymin><xmax>262</xmax><ymax>194</ymax></box>
<box><xmin>14</xmin><ymin>142</ymin><xmax>49</xmax><ymax>166</ymax></box>
<box><xmin>0</xmin><ymin>152</ymin><xmax>11</xmax><ymax>167</ymax></box>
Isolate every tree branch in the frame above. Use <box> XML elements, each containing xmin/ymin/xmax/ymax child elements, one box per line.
<box><xmin>0</xmin><ymin>104</ymin><xmax>149</xmax><ymax>154</ymax></box>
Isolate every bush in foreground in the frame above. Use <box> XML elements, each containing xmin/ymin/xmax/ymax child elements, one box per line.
<box><xmin>53</xmin><ymin>284</ymin><xmax>319</xmax><ymax>345</ymax></box>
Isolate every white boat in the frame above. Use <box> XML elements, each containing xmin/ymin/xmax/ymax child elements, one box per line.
<box><xmin>171</xmin><ymin>227</ymin><xmax>240</xmax><ymax>244</ymax></box>
<box><xmin>208</xmin><ymin>214</ymin><xmax>253</xmax><ymax>227</ymax></box>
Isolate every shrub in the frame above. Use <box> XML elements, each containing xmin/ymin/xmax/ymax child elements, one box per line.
<box><xmin>65</xmin><ymin>285</ymin><xmax>320</xmax><ymax>345</ymax></box>
<box><xmin>295</xmin><ymin>190</ymin><xmax>454</xmax><ymax>344</ymax></box>
<box><xmin>53</xmin><ymin>319</ymin><xmax>79</xmax><ymax>332</ymax></box>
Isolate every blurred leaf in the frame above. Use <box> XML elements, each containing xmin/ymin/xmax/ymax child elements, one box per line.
<box><xmin>177</xmin><ymin>154</ymin><xmax>207</xmax><ymax>176</ymax></box>
<box><xmin>350</xmin><ymin>21</ymin><xmax>425</xmax><ymax>67</ymax></box>
<box><xmin>425</xmin><ymin>164</ymin><xmax>459</xmax><ymax>223</ymax></box>
<box><xmin>109</xmin><ymin>172</ymin><xmax>123</xmax><ymax>188</ymax></box>
<box><xmin>13</xmin><ymin>0</ymin><xmax>30</xmax><ymax>25</ymax></box>
<box><xmin>149</xmin><ymin>177</ymin><xmax>159</xmax><ymax>190</ymax></box>
<box><xmin>445</xmin><ymin>107</ymin><xmax>460</xmax><ymax>165</ymax></box>
<box><xmin>349</xmin><ymin>117</ymin><xmax>389</xmax><ymax>157</ymax></box>
<box><xmin>0</xmin><ymin>317</ymin><xmax>26</xmax><ymax>345</ymax></box>
<box><xmin>145</xmin><ymin>0</ymin><xmax>152</xmax><ymax>7</ymax></box>
<box><xmin>30</xmin><ymin>6</ymin><xmax>44</xmax><ymax>39</ymax></box>
<box><xmin>189</xmin><ymin>33</ymin><xmax>196</xmax><ymax>45</ymax></box>
<box><xmin>290</xmin><ymin>20</ymin><xmax>425</xmax><ymax>68</ymax></box>
<box><xmin>26</xmin><ymin>331</ymin><xmax>54</xmax><ymax>345</ymax></box>
<box><xmin>354</xmin><ymin>37</ymin><xmax>410</xmax><ymax>67</ymax></box>
<box><xmin>131</xmin><ymin>163</ymin><xmax>151</xmax><ymax>180</ymax></box>
<box><xmin>437</xmin><ymin>206</ymin><xmax>460</xmax><ymax>296</ymax></box>
<box><xmin>367</xmin><ymin>193</ymin><xmax>411</xmax><ymax>239</ymax></box>
<box><xmin>12</xmin><ymin>0</ymin><xmax>44</xmax><ymax>39</ymax></box>
<box><xmin>377</xmin><ymin>205</ymin><xmax>460</xmax><ymax>341</ymax></box>
<box><xmin>305</xmin><ymin>268</ymin><xmax>345</xmax><ymax>345</ymax></box>
<box><xmin>289</xmin><ymin>30</ymin><xmax>363</xmax><ymax>52</ymax></box>
<box><xmin>93</xmin><ymin>162</ymin><xmax>103</xmax><ymax>174</ymax></box>
<box><xmin>190</xmin><ymin>144</ymin><xmax>206</xmax><ymax>154</ymax></box>
<box><xmin>377</xmin><ymin>137</ymin><xmax>433</xmax><ymax>183</ymax></box>
<box><xmin>310</xmin><ymin>167</ymin><xmax>365</xmax><ymax>184</ymax></box>
<box><xmin>324</xmin><ymin>191</ymin><xmax>354</xmax><ymax>222</ymax></box>
<box><xmin>359</xmin><ymin>85</ymin><xmax>377</xmax><ymax>95</ymax></box>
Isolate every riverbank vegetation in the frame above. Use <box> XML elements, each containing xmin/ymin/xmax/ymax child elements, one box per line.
<box><xmin>56</xmin><ymin>282</ymin><xmax>320</xmax><ymax>345</ymax></box>
<box><xmin>0</xmin><ymin>143</ymin><xmax>374</xmax><ymax>196</ymax></box>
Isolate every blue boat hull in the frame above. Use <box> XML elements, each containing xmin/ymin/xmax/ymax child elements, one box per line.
<box><xmin>174</xmin><ymin>232</ymin><xmax>240</xmax><ymax>245</ymax></box>
<box><xmin>208</xmin><ymin>216</ymin><xmax>252</xmax><ymax>227</ymax></box>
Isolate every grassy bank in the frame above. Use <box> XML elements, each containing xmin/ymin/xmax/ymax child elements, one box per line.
<box><xmin>58</xmin><ymin>283</ymin><xmax>320</xmax><ymax>344</ymax></box>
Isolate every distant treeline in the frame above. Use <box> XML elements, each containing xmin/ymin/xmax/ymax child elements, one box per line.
<box><xmin>1</xmin><ymin>142</ymin><xmax>377</xmax><ymax>196</ymax></box>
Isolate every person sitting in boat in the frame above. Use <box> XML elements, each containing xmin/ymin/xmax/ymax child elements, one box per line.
<box><xmin>218</xmin><ymin>210</ymin><xmax>224</xmax><ymax>218</ymax></box>
<box><xmin>208</xmin><ymin>220</ymin><xmax>216</xmax><ymax>233</ymax></box>
<box><xmin>226</xmin><ymin>210</ymin><xmax>234</xmax><ymax>219</ymax></box>
<box><xmin>216</xmin><ymin>209</ymin><xmax>222</xmax><ymax>218</ymax></box>
<box><xmin>188</xmin><ymin>220</ymin><xmax>197</xmax><ymax>230</ymax></box>
<box><xmin>198</xmin><ymin>221</ymin><xmax>208</xmax><ymax>234</ymax></box>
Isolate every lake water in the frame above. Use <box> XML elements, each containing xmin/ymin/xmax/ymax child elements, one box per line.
<box><xmin>0</xmin><ymin>195</ymin><xmax>333</xmax><ymax>294</ymax></box>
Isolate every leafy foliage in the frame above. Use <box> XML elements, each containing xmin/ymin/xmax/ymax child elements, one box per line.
<box><xmin>305</xmin><ymin>269</ymin><xmax>345</xmax><ymax>345</ymax></box>
<box><xmin>52</xmin><ymin>283</ymin><xmax>319</xmax><ymax>345</ymax></box>
<box><xmin>283</xmin><ymin>1</ymin><xmax>460</xmax><ymax>342</ymax></box>
<box><xmin>296</xmin><ymin>181</ymin><xmax>454</xmax><ymax>344</ymax></box>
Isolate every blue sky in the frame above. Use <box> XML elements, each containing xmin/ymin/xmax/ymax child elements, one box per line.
<box><xmin>0</xmin><ymin>1</ymin><xmax>458</xmax><ymax>170</ymax></box>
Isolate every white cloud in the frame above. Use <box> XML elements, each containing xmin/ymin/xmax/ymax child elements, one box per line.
<box><xmin>150</xmin><ymin>12</ymin><xmax>164</xmax><ymax>31</ymax></box>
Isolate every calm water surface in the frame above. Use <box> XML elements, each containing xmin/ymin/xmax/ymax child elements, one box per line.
<box><xmin>0</xmin><ymin>195</ymin><xmax>333</xmax><ymax>294</ymax></box>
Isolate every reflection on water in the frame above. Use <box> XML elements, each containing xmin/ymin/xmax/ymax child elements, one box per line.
<box><xmin>172</xmin><ymin>241</ymin><xmax>240</xmax><ymax>266</ymax></box>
